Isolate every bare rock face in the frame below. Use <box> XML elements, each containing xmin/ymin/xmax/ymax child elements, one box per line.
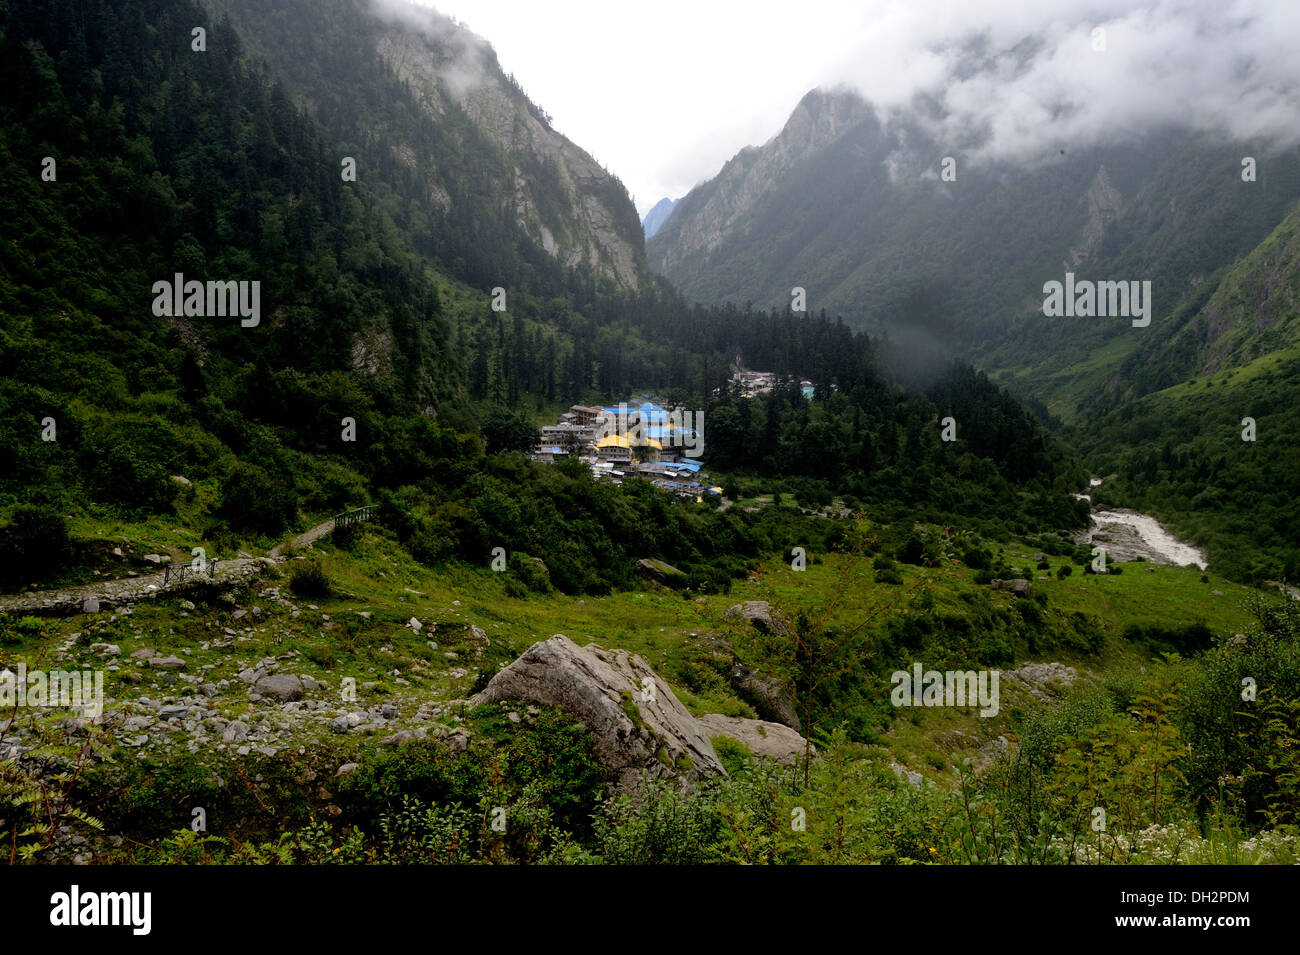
<box><xmin>697</xmin><ymin>713</ymin><xmax>809</xmax><ymax>764</ymax></box>
<box><xmin>471</xmin><ymin>635</ymin><xmax>724</xmax><ymax>793</ymax></box>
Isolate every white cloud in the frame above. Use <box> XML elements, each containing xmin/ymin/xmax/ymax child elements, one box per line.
<box><xmin>821</xmin><ymin>0</ymin><xmax>1300</xmax><ymax>164</ymax></box>
<box><xmin>397</xmin><ymin>1</ymin><xmax>1300</xmax><ymax>212</ymax></box>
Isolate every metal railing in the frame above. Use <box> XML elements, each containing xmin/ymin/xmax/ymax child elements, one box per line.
<box><xmin>334</xmin><ymin>505</ymin><xmax>376</xmax><ymax>529</ymax></box>
<box><xmin>163</xmin><ymin>559</ymin><xmax>218</xmax><ymax>585</ymax></box>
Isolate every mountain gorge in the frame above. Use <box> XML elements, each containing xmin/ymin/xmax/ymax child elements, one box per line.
<box><xmin>649</xmin><ymin>87</ymin><xmax>1300</xmax><ymax>420</ymax></box>
<box><xmin>205</xmin><ymin>0</ymin><xmax>649</xmax><ymax>297</ymax></box>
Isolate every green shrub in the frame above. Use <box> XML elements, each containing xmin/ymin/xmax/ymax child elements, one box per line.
<box><xmin>219</xmin><ymin>462</ymin><xmax>297</xmax><ymax>536</ymax></box>
<box><xmin>0</xmin><ymin>504</ymin><xmax>70</xmax><ymax>585</ymax></box>
<box><xmin>288</xmin><ymin>562</ymin><xmax>332</xmax><ymax>598</ymax></box>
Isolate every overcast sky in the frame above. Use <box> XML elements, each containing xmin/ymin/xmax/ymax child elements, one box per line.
<box><xmin>413</xmin><ymin>0</ymin><xmax>1300</xmax><ymax>217</ymax></box>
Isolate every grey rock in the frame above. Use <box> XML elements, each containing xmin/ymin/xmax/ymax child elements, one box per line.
<box><xmin>723</xmin><ymin>600</ymin><xmax>791</xmax><ymax>637</ymax></box>
<box><xmin>223</xmin><ymin>721</ymin><xmax>249</xmax><ymax>742</ymax></box>
<box><xmin>697</xmin><ymin>713</ymin><xmax>809</xmax><ymax>763</ymax></box>
<box><xmin>149</xmin><ymin>656</ymin><xmax>186</xmax><ymax>670</ymax></box>
<box><xmin>253</xmin><ymin>674</ymin><xmax>303</xmax><ymax>702</ymax></box>
<box><xmin>81</xmin><ymin>596</ymin><xmax>101</xmax><ymax>614</ymax></box>
<box><xmin>471</xmin><ymin>634</ymin><xmax>724</xmax><ymax>793</ymax></box>
<box><xmin>1005</xmin><ymin>662</ymin><xmax>1076</xmax><ymax>690</ymax></box>
<box><xmin>729</xmin><ymin>661</ymin><xmax>801</xmax><ymax>732</ymax></box>
<box><xmin>637</xmin><ymin>558</ymin><xmax>686</xmax><ymax>585</ymax></box>
<box><xmin>990</xmin><ymin>578</ymin><xmax>1035</xmax><ymax>598</ymax></box>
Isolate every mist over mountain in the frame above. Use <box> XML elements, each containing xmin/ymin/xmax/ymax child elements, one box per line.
<box><xmin>206</xmin><ymin>0</ymin><xmax>650</xmax><ymax>296</ymax></box>
<box><xmin>649</xmin><ymin>85</ymin><xmax>1300</xmax><ymax>419</ymax></box>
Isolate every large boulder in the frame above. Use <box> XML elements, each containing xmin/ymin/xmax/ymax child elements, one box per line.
<box><xmin>990</xmin><ymin>578</ymin><xmax>1034</xmax><ymax>598</ymax></box>
<box><xmin>698</xmin><ymin>714</ymin><xmax>809</xmax><ymax>764</ymax></box>
<box><xmin>253</xmin><ymin>674</ymin><xmax>304</xmax><ymax>702</ymax></box>
<box><xmin>636</xmin><ymin>558</ymin><xmax>686</xmax><ymax>586</ymax></box>
<box><xmin>471</xmin><ymin>635</ymin><xmax>725</xmax><ymax>793</ymax></box>
<box><xmin>729</xmin><ymin>661</ymin><xmax>801</xmax><ymax>732</ymax></box>
<box><xmin>723</xmin><ymin>600</ymin><xmax>791</xmax><ymax>637</ymax></box>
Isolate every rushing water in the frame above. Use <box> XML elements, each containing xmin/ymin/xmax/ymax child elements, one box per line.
<box><xmin>1074</xmin><ymin>478</ymin><xmax>1209</xmax><ymax>569</ymax></box>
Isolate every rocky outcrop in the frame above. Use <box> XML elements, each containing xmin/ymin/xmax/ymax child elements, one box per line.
<box><xmin>720</xmin><ymin>602</ymin><xmax>801</xmax><ymax>730</ymax></box>
<box><xmin>697</xmin><ymin>714</ymin><xmax>809</xmax><ymax>763</ymax></box>
<box><xmin>1005</xmin><ymin>662</ymin><xmax>1077</xmax><ymax>701</ymax></box>
<box><xmin>1065</xmin><ymin>165</ymin><xmax>1123</xmax><ymax>269</ymax></box>
<box><xmin>724</xmin><ymin>601</ymin><xmax>791</xmax><ymax>637</ymax></box>
<box><xmin>471</xmin><ymin>635</ymin><xmax>725</xmax><ymax>792</ymax></box>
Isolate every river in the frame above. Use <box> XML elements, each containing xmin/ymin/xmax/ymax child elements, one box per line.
<box><xmin>1073</xmin><ymin>479</ymin><xmax>1209</xmax><ymax>570</ymax></box>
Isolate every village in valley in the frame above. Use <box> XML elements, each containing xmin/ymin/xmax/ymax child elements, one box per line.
<box><xmin>531</xmin><ymin>399</ymin><xmax>718</xmax><ymax>500</ymax></box>
<box><xmin>528</xmin><ymin>362</ymin><xmax>816</xmax><ymax>500</ymax></box>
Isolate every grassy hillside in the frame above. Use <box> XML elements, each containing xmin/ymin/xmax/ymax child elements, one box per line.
<box><xmin>5</xmin><ymin>515</ymin><xmax>1293</xmax><ymax>864</ymax></box>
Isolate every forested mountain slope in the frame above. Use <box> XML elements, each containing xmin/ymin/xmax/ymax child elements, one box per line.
<box><xmin>204</xmin><ymin>0</ymin><xmax>650</xmax><ymax>298</ymax></box>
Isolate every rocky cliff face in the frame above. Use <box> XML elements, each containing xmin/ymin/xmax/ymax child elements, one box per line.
<box><xmin>650</xmin><ymin>88</ymin><xmax>874</xmax><ymax>278</ymax></box>
<box><xmin>372</xmin><ymin>4</ymin><xmax>646</xmax><ymax>291</ymax></box>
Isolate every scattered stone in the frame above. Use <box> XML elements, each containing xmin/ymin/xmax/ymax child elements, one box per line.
<box><xmin>80</xmin><ymin>596</ymin><xmax>100</xmax><ymax>614</ymax></box>
<box><xmin>179</xmin><ymin>600</ymin><xmax>196</xmax><ymax>611</ymax></box>
<box><xmin>88</xmin><ymin>643</ymin><xmax>121</xmax><ymax>659</ymax></box>
<box><xmin>149</xmin><ymin>656</ymin><xmax>186</xmax><ymax>670</ymax></box>
<box><xmin>890</xmin><ymin>762</ymin><xmax>924</xmax><ymax>789</ymax></box>
<box><xmin>335</xmin><ymin>762</ymin><xmax>359</xmax><ymax>778</ymax></box>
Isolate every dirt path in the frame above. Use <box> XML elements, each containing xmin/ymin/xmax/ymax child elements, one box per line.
<box><xmin>0</xmin><ymin>517</ymin><xmax>338</xmax><ymax>615</ymax></box>
<box><xmin>270</xmin><ymin>518</ymin><xmax>336</xmax><ymax>558</ymax></box>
